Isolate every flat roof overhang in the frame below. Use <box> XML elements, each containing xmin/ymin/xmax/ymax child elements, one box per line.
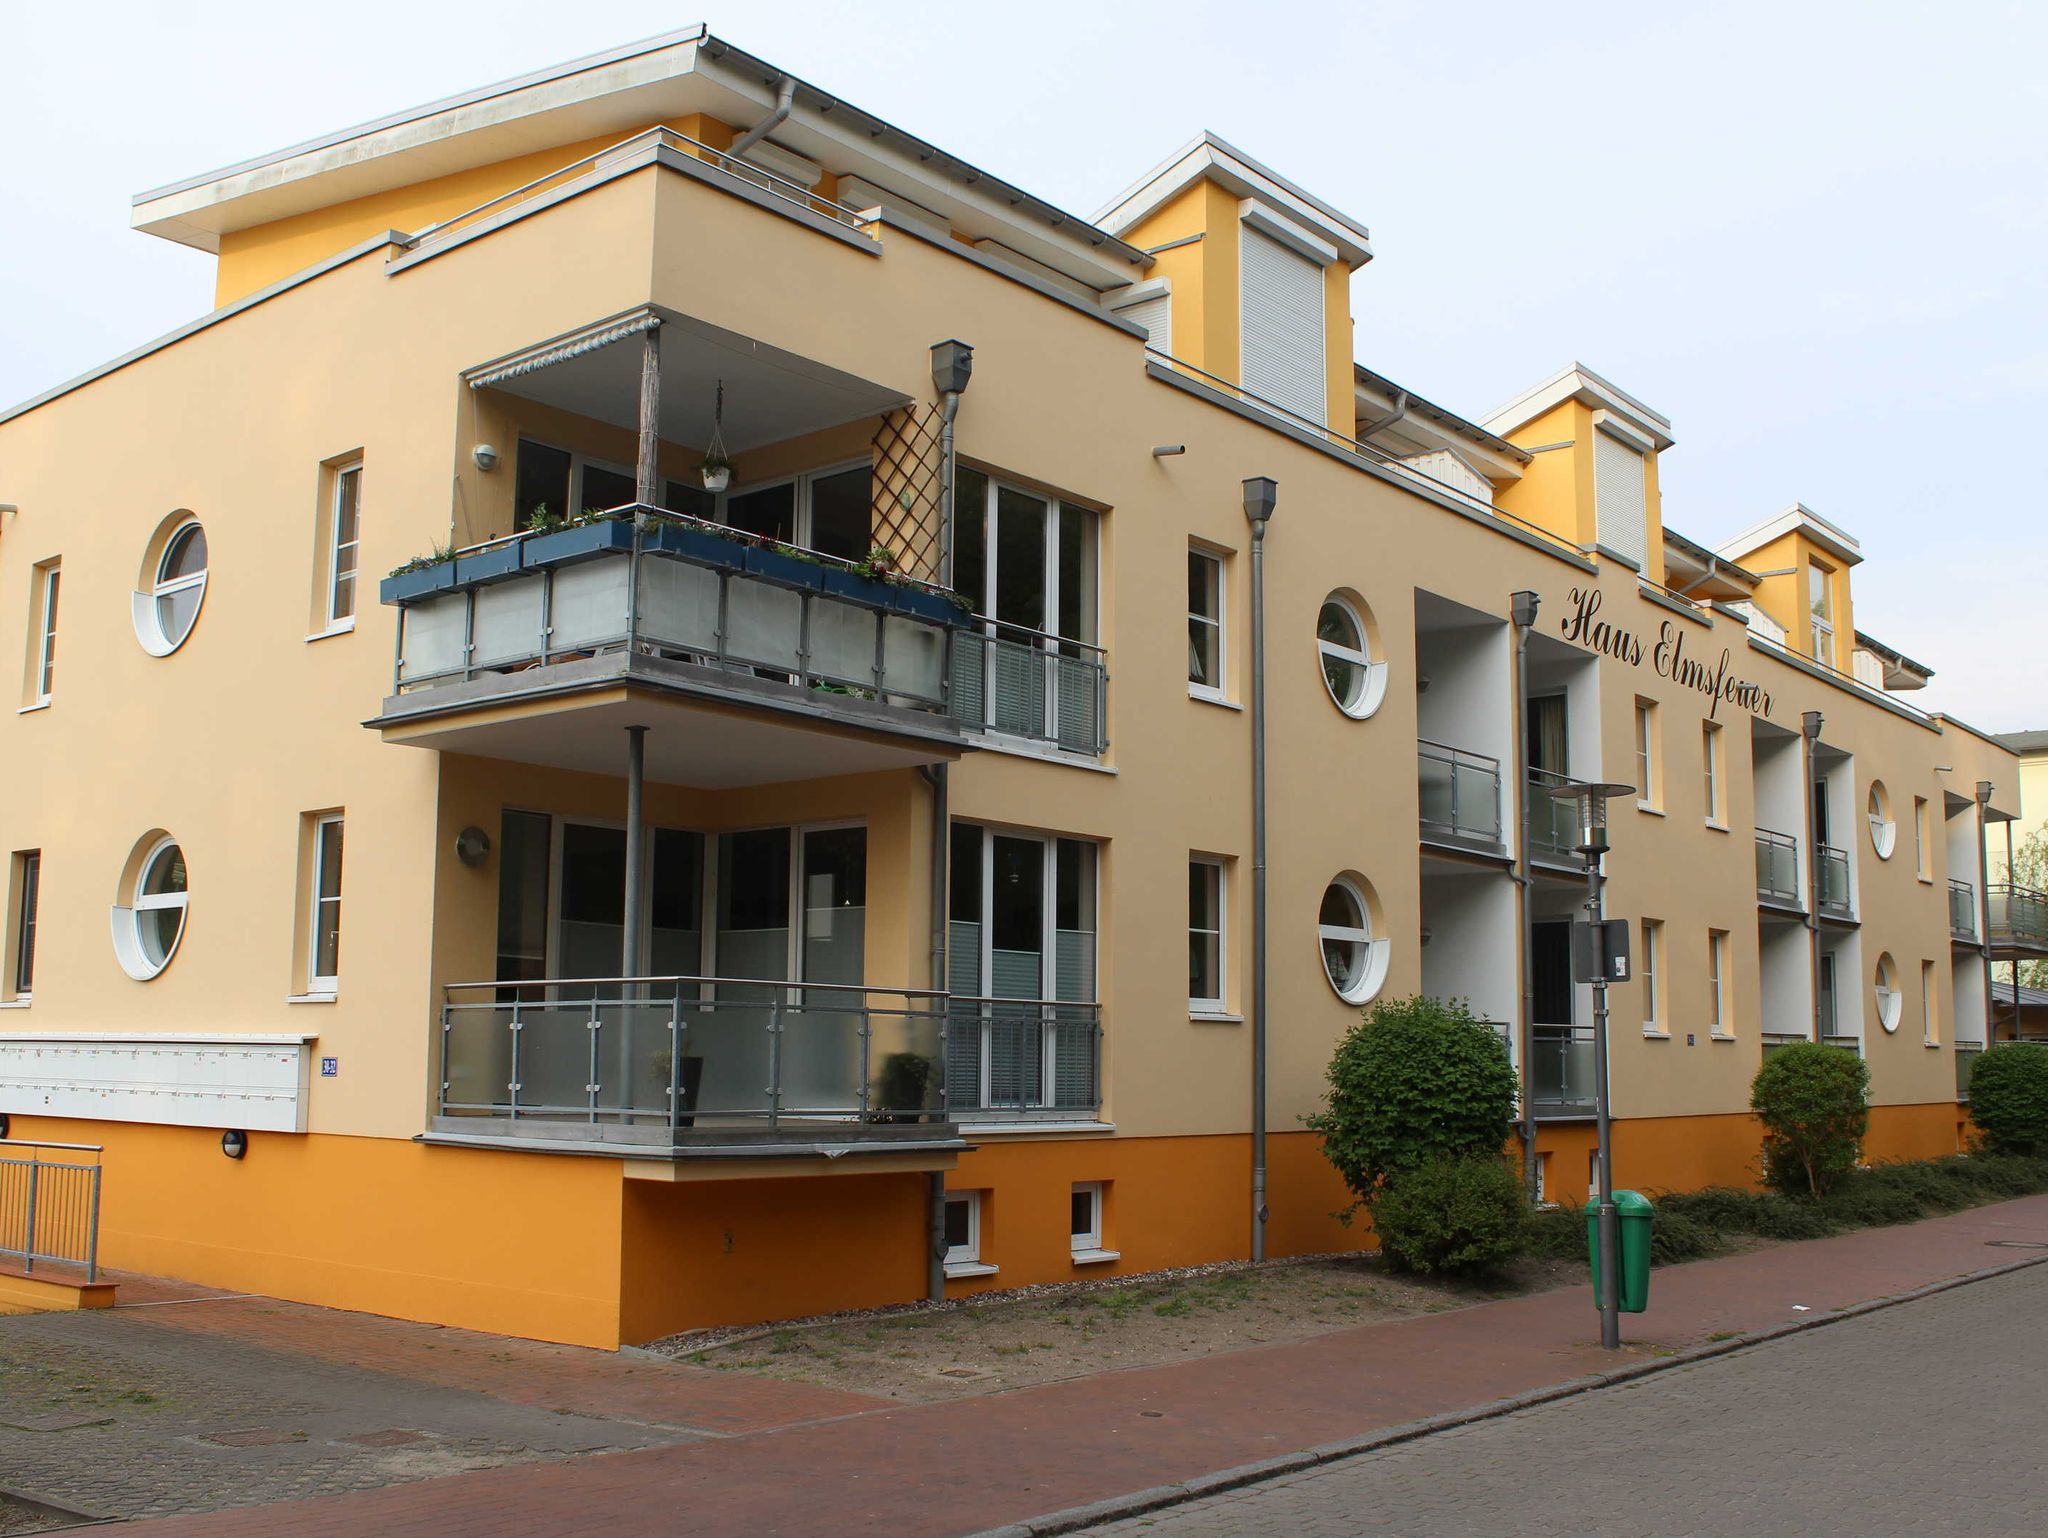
<box><xmin>371</xmin><ymin>654</ymin><xmax>967</xmax><ymax>789</ymax></box>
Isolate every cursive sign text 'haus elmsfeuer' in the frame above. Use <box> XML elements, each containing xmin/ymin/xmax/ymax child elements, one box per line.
<box><xmin>1559</xmin><ymin>587</ymin><xmax>1774</xmax><ymax>720</ymax></box>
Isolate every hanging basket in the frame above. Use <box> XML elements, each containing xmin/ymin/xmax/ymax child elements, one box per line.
<box><xmin>702</xmin><ymin>380</ymin><xmax>733</xmax><ymax>493</ymax></box>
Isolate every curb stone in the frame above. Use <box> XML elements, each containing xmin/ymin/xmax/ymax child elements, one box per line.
<box><xmin>961</xmin><ymin>1250</ymin><xmax>2048</xmax><ymax>1538</ymax></box>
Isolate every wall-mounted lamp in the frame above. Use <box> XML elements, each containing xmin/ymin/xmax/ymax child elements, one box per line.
<box><xmin>1152</xmin><ymin>445</ymin><xmax>1186</xmax><ymax>457</ymax></box>
<box><xmin>472</xmin><ymin>444</ymin><xmax>499</xmax><ymax>472</ymax></box>
<box><xmin>220</xmin><ymin>1129</ymin><xmax>248</xmax><ymax>1160</ymax></box>
<box><xmin>0</xmin><ymin>1112</ymin><xmax>11</xmax><ymax>1140</ymax></box>
<box><xmin>455</xmin><ymin>826</ymin><xmax>493</xmax><ymax>869</ymax></box>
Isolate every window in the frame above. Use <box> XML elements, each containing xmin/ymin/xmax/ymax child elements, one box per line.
<box><xmin>952</xmin><ymin>468</ymin><xmax>1102</xmax><ymax>753</ymax></box>
<box><xmin>1866</xmin><ymin>781</ymin><xmax>1895</xmax><ymax>860</ymax></box>
<box><xmin>1708</xmin><ymin>929</ymin><xmax>1729</xmax><ymax>1035</ymax></box>
<box><xmin>514</xmin><ymin>437</ymin><xmax>637</xmax><ymax>525</ymax></box>
<box><xmin>943</xmin><ymin>1191</ymin><xmax>991</xmax><ymax>1275</ymax></box>
<box><xmin>135</xmin><ymin>518</ymin><xmax>208</xmax><ymax>655</ymax></box>
<box><xmin>113</xmin><ymin>835</ymin><xmax>188</xmax><ymax>980</ymax></box>
<box><xmin>1819</xmin><ymin>953</ymin><xmax>1838</xmax><ymax>1035</ymax></box>
<box><xmin>1239</xmin><ymin>220</ymin><xmax>1328</xmax><ymax>427</ymax></box>
<box><xmin>1808</xmin><ymin>560</ymin><xmax>1835</xmax><ymax>668</ymax></box>
<box><xmin>324</xmin><ymin>461</ymin><xmax>362</xmax><ymax>628</ymax></box>
<box><xmin>1316</xmin><ymin>595</ymin><xmax>1384</xmax><ymax>719</ymax></box>
<box><xmin>1070</xmin><ymin>1182</ymin><xmax>1115</xmax><ymax>1262</ymax></box>
<box><xmin>722</xmin><ymin>462</ymin><xmax>873</xmax><ymax>562</ymax></box>
<box><xmin>1922</xmin><ymin>960</ymin><xmax>1938</xmax><ymax>1045</ymax></box>
<box><xmin>1188</xmin><ymin>548</ymin><xmax>1225</xmax><ymax>699</ymax></box>
<box><xmin>1874</xmin><ymin>953</ymin><xmax>1902</xmax><ymax>1033</ymax></box>
<box><xmin>308</xmin><ymin>815</ymin><xmax>344</xmax><ymax>994</ymax></box>
<box><xmin>1635</xmin><ymin>699</ymin><xmax>1659</xmax><ymax>808</ymax></box>
<box><xmin>1318</xmin><ymin>877</ymin><xmax>1387</xmax><ymax>1005</ymax></box>
<box><xmin>1913</xmin><ymin>797</ymin><xmax>1930</xmax><ymax>880</ymax></box>
<box><xmin>1641</xmin><ymin>919</ymin><xmax>1664</xmax><ymax>1032</ymax></box>
<box><xmin>25</xmin><ymin>560</ymin><xmax>58</xmax><ymax>706</ymax></box>
<box><xmin>8</xmin><ymin>851</ymin><xmax>38</xmax><ymax>1001</ymax></box>
<box><xmin>1592</xmin><ymin>424</ymin><xmax>1650</xmax><ymax>569</ymax></box>
<box><xmin>1702</xmin><ymin>722</ymin><xmax>1723</xmax><ymax>825</ymax></box>
<box><xmin>1189</xmin><ymin>857</ymin><xmax>1225</xmax><ymax>1013</ymax></box>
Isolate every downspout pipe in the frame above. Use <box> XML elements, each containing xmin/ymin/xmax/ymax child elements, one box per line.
<box><xmin>727</xmin><ymin>75</ymin><xmax>795</xmax><ymax>163</ymax></box>
<box><xmin>1509</xmin><ymin>590</ymin><xmax>1541</xmax><ymax>1201</ymax></box>
<box><xmin>1243</xmin><ymin>476</ymin><xmax>1278</xmax><ymax>1262</ymax></box>
<box><xmin>1976</xmin><ymin>781</ymin><xmax>1995</xmax><ymax>1049</ymax></box>
<box><xmin>931</xmin><ymin>341</ymin><xmax>973</xmax><ymax>589</ymax></box>
<box><xmin>1802</xmin><ymin>711</ymin><xmax>1825</xmax><ymax>1040</ymax></box>
<box><xmin>1356</xmin><ymin>389</ymin><xmax>1409</xmax><ymax>442</ymax></box>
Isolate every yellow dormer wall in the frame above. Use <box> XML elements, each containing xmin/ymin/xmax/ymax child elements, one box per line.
<box><xmin>212</xmin><ymin>114</ymin><xmax>736</xmax><ymax>307</ymax></box>
<box><xmin>1741</xmin><ymin>530</ymin><xmax>1857</xmax><ymax>671</ymax></box>
<box><xmin>1493</xmin><ymin>397</ymin><xmax>1667</xmax><ymax>585</ymax></box>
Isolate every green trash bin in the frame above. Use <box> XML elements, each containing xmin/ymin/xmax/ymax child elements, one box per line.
<box><xmin>1586</xmin><ymin>1189</ymin><xmax>1653</xmax><ymax>1314</ymax></box>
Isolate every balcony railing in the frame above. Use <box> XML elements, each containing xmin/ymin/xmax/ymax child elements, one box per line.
<box><xmin>1821</xmin><ymin>1034</ymin><xmax>1862</xmax><ymax>1056</ymax></box>
<box><xmin>0</xmin><ymin>1140</ymin><xmax>103</xmax><ymax>1283</ymax></box>
<box><xmin>1956</xmin><ymin>1044</ymin><xmax>1983</xmax><ymax>1100</ymax></box>
<box><xmin>944</xmin><ymin>997</ymin><xmax>1102</xmax><ymax>1120</ymax></box>
<box><xmin>386</xmin><ymin>508</ymin><xmax>963</xmax><ymax>717</ymax></box>
<box><xmin>438</xmin><ymin>976</ymin><xmax>952</xmax><ymax>1140</ymax></box>
<box><xmin>949</xmin><ymin>618</ymin><xmax>1108</xmax><ymax>756</ymax></box>
<box><xmin>1529</xmin><ymin>1025</ymin><xmax>1595</xmax><ymax>1117</ymax></box>
<box><xmin>1419</xmin><ymin>740</ymin><xmax>1504</xmax><ymax>850</ymax></box>
<box><xmin>1950</xmin><ymin>879</ymin><xmax>1978</xmax><ymax>941</ymax></box>
<box><xmin>1755</xmin><ymin>829</ymin><xmax>1802</xmax><ymax>907</ymax></box>
<box><xmin>1526</xmin><ymin>769</ymin><xmax>1589</xmax><ymax>867</ymax></box>
<box><xmin>1988</xmin><ymin>884</ymin><xmax>2048</xmax><ymax>950</ymax></box>
<box><xmin>1817</xmin><ymin>844</ymin><xmax>1853</xmax><ymax>917</ymax></box>
<box><xmin>1761</xmin><ymin>1032</ymin><xmax>1807</xmax><ymax>1057</ymax></box>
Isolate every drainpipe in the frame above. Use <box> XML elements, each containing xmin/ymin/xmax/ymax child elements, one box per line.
<box><xmin>1356</xmin><ymin>389</ymin><xmax>1409</xmax><ymax>442</ymax></box>
<box><xmin>727</xmin><ymin>75</ymin><xmax>795</xmax><ymax>163</ymax></box>
<box><xmin>1802</xmin><ymin>711</ymin><xmax>1825</xmax><ymax>1040</ymax></box>
<box><xmin>622</xmin><ymin>725</ymin><xmax>648</xmax><ymax>977</ymax></box>
<box><xmin>1509</xmin><ymin>590</ymin><xmax>1541</xmax><ymax>1201</ymax></box>
<box><xmin>1977</xmin><ymin>781</ymin><xmax>1995</xmax><ymax>1049</ymax></box>
<box><xmin>1671</xmin><ymin>555</ymin><xmax>1722</xmax><ymax>599</ymax></box>
<box><xmin>931</xmin><ymin>341</ymin><xmax>974</xmax><ymax>589</ymax></box>
<box><xmin>1243</xmin><ymin>476</ymin><xmax>1278</xmax><ymax>1262</ymax></box>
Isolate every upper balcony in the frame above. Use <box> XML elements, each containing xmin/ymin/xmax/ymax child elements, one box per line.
<box><xmin>1816</xmin><ymin>843</ymin><xmax>1853</xmax><ymax>920</ymax></box>
<box><xmin>1950</xmin><ymin>879</ymin><xmax>1978</xmax><ymax>943</ymax></box>
<box><xmin>1989</xmin><ymin>884</ymin><xmax>2048</xmax><ymax>956</ymax></box>
<box><xmin>1526</xmin><ymin>768</ymin><xmax>1589</xmax><ymax>871</ymax></box>
<box><xmin>1756</xmin><ymin>827</ymin><xmax>1803</xmax><ymax>910</ymax></box>
<box><xmin>1418</xmin><ymin>740</ymin><xmax>1505</xmax><ymax>857</ymax></box>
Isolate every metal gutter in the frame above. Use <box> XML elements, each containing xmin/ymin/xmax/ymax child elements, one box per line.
<box><xmin>1353</xmin><ymin>363</ymin><xmax>1530</xmax><ymax>463</ymax></box>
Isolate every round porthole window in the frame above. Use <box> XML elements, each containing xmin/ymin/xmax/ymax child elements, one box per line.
<box><xmin>134</xmin><ymin>516</ymin><xmax>208</xmax><ymax>656</ymax></box>
<box><xmin>1867</xmin><ymin>781</ymin><xmax>1896</xmax><ymax>860</ymax></box>
<box><xmin>1316</xmin><ymin>595</ymin><xmax>1386</xmax><ymax>720</ymax></box>
<box><xmin>1874</xmin><ymin>953</ymin><xmax>1902</xmax><ymax>1033</ymax></box>
<box><xmin>113</xmin><ymin>834</ymin><xmax>188</xmax><ymax>980</ymax></box>
<box><xmin>1318</xmin><ymin>876</ymin><xmax>1389</xmax><ymax>1005</ymax></box>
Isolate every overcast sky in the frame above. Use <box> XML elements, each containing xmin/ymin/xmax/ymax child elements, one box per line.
<box><xmin>5</xmin><ymin>1</ymin><xmax>2042</xmax><ymax>730</ymax></box>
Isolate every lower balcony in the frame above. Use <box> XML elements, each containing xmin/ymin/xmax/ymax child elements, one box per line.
<box><xmin>949</xmin><ymin>621</ymin><xmax>1108</xmax><ymax>757</ymax></box>
<box><xmin>1956</xmin><ymin>1044</ymin><xmax>1983</xmax><ymax>1100</ymax></box>
<box><xmin>1526</xmin><ymin>769</ymin><xmax>1589</xmax><ymax>869</ymax></box>
<box><xmin>1950</xmin><ymin>879</ymin><xmax>1978</xmax><ymax>941</ymax></box>
<box><xmin>1988</xmin><ymin>884</ymin><xmax>2048</xmax><ymax>955</ymax></box>
<box><xmin>1756</xmin><ymin>829</ymin><xmax>1802</xmax><ymax>908</ymax></box>
<box><xmin>1528</xmin><ymin>1025</ymin><xmax>1595</xmax><ymax>1118</ymax></box>
<box><xmin>944</xmin><ymin>997</ymin><xmax>1102</xmax><ymax>1123</ymax></box>
<box><xmin>1817</xmin><ymin>844</ymin><xmax>1853</xmax><ymax>919</ymax></box>
<box><xmin>1418</xmin><ymin>741</ymin><xmax>1505</xmax><ymax>856</ymax></box>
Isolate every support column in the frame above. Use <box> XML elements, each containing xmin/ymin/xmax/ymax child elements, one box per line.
<box><xmin>623</xmin><ymin>726</ymin><xmax>648</xmax><ymax>976</ymax></box>
<box><xmin>636</xmin><ymin>327</ymin><xmax>662</xmax><ymax>506</ymax></box>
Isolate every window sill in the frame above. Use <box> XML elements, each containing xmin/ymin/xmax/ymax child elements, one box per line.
<box><xmin>1188</xmin><ymin>689</ymin><xmax>1242</xmax><ymax>711</ymax></box>
<box><xmin>287</xmin><ymin>992</ymin><xmax>338</xmax><ymax>1006</ymax></box>
<box><xmin>1704</xmin><ymin>819</ymin><xmax>1729</xmax><ymax>833</ymax></box>
<box><xmin>1709</xmin><ymin>1031</ymin><xmax>1736</xmax><ymax>1042</ymax></box>
<box><xmin>1917</xmin><ymin>876</ymin><xmax>1935</xmax><ymax>886</ymax></box>
<box><xmin>1190</xmin><ymin>1010</ymin><xmax>1242</xmax><ymax>1024</ymax></box>
<box><xmin>16</xmin><ymin>700</ymin><xmax>51</xmax><ymax>715</ymax></box>
<box><xmin>305</xmin><ymin>619</ymin><xmax>356</xmax><ymax>643</ymax></box>
<box><xmin>1642</xmin><ymin>1026</ymin><xmax>1671</xmax><ymax>1039</ymax></box>
<box><xmin>943</xmin><ymin>1261</ymin><xmax>999</xmax><ymax>1280</ymax></box>
<box><xmin>0</xmin><ymin>998</ymin><xmax>29</xmax><ymax>1010</ymax></box>
<box><xmin>1637</xmin><ymin>802</ymin><xmax>1665</xmax><ymax>817</ymax></box>
<box><xmin>1070</xmin><ymin>1248</ymin><xmax>1121</xmax><ymax>1266</ymax></box>
<box><xmin>958</xmin><ymin>1119</ymin><xmax>1115</xmax><ymax>1137</ymax></box>
<box><xmin>977</xmin><ymin>735</ymin><xmax>1117</xmax><ymax>775</ymax></box>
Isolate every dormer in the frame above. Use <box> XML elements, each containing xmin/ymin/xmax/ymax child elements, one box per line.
<box><xmin>1481</xmin><ymin>363</ymin><xmax>1675</xmax><ymax>584</ymax></box>
<box><xmin>1095</xmin><ymin>133</ymin><xmax>1372</xmax><ymax>430</ymax></box>
<box><xmin>1717</xmin><ymin>504</ymin><xmax>1862</xmax><ymax>674</ymax></box>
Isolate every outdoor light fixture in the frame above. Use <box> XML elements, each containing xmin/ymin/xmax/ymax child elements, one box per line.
<box><xmin>0</xmin><ymin>1112</ymin><xmax>10</xmax><ymax>1140</ymax></box>
<box><xmin>454</xmin><ymin>826</ymin><xmax>492</xmax><ymax>869</ymax></box>
<box><xmin>1548</xmin><ymin>780</ymin><xmax>1637</xmax><ymax>857</ymax></box>
<box><xmin>471</xmin><ymin>444</ymin><xmax>499</xmax><ymax>472</ymax></box>
<box><xmin>220</xmin><ymin>1129</ymin><xmax>248</xmax><ymax>1160</ymax></box>
<box><xmin>930</xmin><ymin>339</ymin><xmax>974</xmax><ymax>397</ymax></box>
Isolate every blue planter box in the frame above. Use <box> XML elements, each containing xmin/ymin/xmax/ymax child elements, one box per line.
<box><xmin>818</xmin><ymin>565</ymin><xmax>894</xmax><ymax>607</ymax></box>
<box><xmin>743</xmin><ymin>544</ymin><xmax>825</xmax><ymax>591</ymax></box>
<box><xmin>379</xmin><ymin>562</ymin><xmax>459</xmax><ymax>605</ymax></box>
<box><xmin>890</xmin><ymin>584</ymin><xmax>970</xmax><ymax>627</ymax></box>
<box><xmin>525</xmin><ymin>519</ymin><xmax>635</xmax><ymax>569</ymax></box>
<box><xmin>649</xmin><ymin>523</ymin><xmax>748</xmax><ymax>571</ymax></box>
<box><xmin>455</xmin><ymin>542</ymin><xmax>525</xmax><ymax>586</ymax></box>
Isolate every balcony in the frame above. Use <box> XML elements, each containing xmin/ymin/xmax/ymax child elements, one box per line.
<box><xmin>1755</xmin><ymin>829</ymin><xmax>1802</xmax><ymax>908</ymax></box>
<box><xmin>436</xmin><ymin>976</ymin><xmax>968</xmax><ymax>1155</ymax></box>
<box><xmin>375</xmin><ymin>509</ymin><xmax>972</xmax><ymax>787</ymax></box>
<box><xmin>1526</xmin><ymin>769</ymin><xmax>1589</xmax><ymax>869</ymax></box>
<box><xmin>1419</xmin><ymin>741</ymin><xmax>1504</xmax><ymax>854</ymax></box>
<box><xmin>1988</xmin><ymin>884</ymin><xmax>2048</xmax><ymax>954</ymax></box>
<box><xmin>1956</xmin><ymin>1044</ymin><xmax>1983</xmax><ymax>1100</ymax></box>
<box><xmin>1821</xmin><ymin>1034</ymin><xmax>1862</xmax><ymax>1056</ymax></box>
<box><xmin>1817</xmin><ymin>844</ymin><xmax>1853</xmax><ymax>918</ymax></box>
<box><xmin>944</xmin><ymin>997</ymin><xmax>1102</xmax><ymax>1122</ymax></box>
<box><xmin>1529</xmin><ymin>1026</ymin><xmax>1595</xmax><ymax>1118</ymax></box>
<box><xmin>950</xmin><ymin>620</ymin><xmax>1108</xmax><ymax>757</ymax></box>
<box><xmin>1950</xmin><ymin>879</ymin><xmax>1978</xmax><ymax>942</ymax></box>
<box><xmin>1762</xmin><ymin>1032</ymin><xmax>1807</xmax><ymax>1057</ymax></box>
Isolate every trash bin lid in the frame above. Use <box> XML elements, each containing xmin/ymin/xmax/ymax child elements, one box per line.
<box><xmin>1612</xmin><ymin>1189</ymin><xmax>1654</xmax><ymax>1215</ymax></box>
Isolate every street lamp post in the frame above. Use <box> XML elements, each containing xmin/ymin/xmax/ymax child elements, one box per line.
<box><xmin>1546</xmin><ymin>778</ymin><xmax>1636</xmax><ymax>1351</ymax></box>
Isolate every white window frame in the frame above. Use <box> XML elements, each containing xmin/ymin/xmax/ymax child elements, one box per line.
<box><xmin>1641</xmin><ymin>918</ymin><xmax>1664</xmax><ymax>1034</ymax></box>
<box><xmin>942</xmin><ymin>1190</ymin><xmax>994</xmax><ymax>1277</ymax></box>
<box><xmin>325</xmin><ymin>461</ymin><xmax>362</xmax><ymax>630</ymax></box>
<box><xmin>9</xmin><ymin>850</ymin><xmax>38</xmax><ymax>1003</ymax></box>
<box><xmin>112</xmin><ymin>835</ymin><xmax>188</xmax><ymax>981</ymax></box>
<box><xmin>134</xmin><ymin>519</ymin><xmax>208</xmax><ymax>657</ymax></box>
<box><xmin>308</xmin><ymin>814</ymin><xmax>344</xmax><ymax>996</ymax></box>
<box><xmin>31</xmin><ymin>563</ymin><xmax>59</xmax><ymax>706</ymax></box>
<box><xmin>716</xmin><ymin>458</ymin><xmax>873</xmax><ymax>555</ymax></box>
<box><xmin>1318</xmin><ymin>876</ymin><xmax>1389</xmax><ymax>1005</ymax></box>
<box><xmin>1867</xmin><ymin>782</ymin><xmax>1896</xmax><ymax>860</ymax></box>
<box><xmin>1922</xmin><ymin>959</ymin><xmax>1938</xmax><ymax>1046</ymax></box>
<box><xmin>1316</xmin><ymin>596</ymin><xmax>1386</xmax><ymax>720</ymax></box>
<box><xmin>1809</xmin><ymin>561</ymin><xmax>1835</xmax><ymax>668</ymax></box>
<box><xmin>1188</xmin><ymin>546</ymin><xmax>1226</xmax><ymax>701</ymax></box>
<box><xmin>1702</xmin><ymin>721</ymin><xmax>1723</xmax><ymax>826</ymax></box>
<box><xmin>1875</xmin><ymin>953</ymin><xmax>1902</xmax><ymax>1034</ymax></box>
<box><xmin>1819</xmin><ymin>953</ymin><xmax>1838</xmax><ymax>1035</ymax></box>
<box><xmin>1189</xmin><ymin>856</ymin><xmax>1226</xmax><ymax>1014</ymax></box>
<box><xmin>1070</xmin><ymin>1181</ymin><xmax>1117</xmax><ymax>1264</ymax></box>
<box><xmin>1635</xmin><ymin>700</ymin><xmax>1658</xmax><ymax>810</ymax></box>
<box><xmin>1913</xmin><ymin>797</ymin><xmax>1931</xmax><ymax>881</ymax></box>
<box><xmin>1708</xmin><ymin>929</ymin><xmax>1729</xmax><ymax>1036</ymax></box>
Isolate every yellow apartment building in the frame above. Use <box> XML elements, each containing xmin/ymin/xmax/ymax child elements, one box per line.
<box><xmin>0</xmin><ymin>27</ymin><xmax>2032</xmax><ymax>1348</ymax></box>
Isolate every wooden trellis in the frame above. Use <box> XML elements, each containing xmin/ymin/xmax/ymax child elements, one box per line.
<box><xmin>871</xmin><ymin>403</ymin><xmax>947</xmax><ymax>585</ymax></box>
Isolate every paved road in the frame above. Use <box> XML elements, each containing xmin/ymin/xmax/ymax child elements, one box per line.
<box><xmin>1079</xmin><ymin>1261</ymin><xmax>2048</xmax><ymax>1537</ymax></box>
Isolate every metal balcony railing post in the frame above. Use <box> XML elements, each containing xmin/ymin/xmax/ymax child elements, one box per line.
<box><xmin>540</xmin><ymin>566</ymin><xmax>555</xmax><ymax>666</ymax></box>
<box><xmin>767</xmin><ymin>996</ymin><xmax>784</xmax><ymax>1129</ymax></box>
<box><xmin>586</xmin><ymin>1005</ymin><xmax>602</xmax><ymax>1124</ymax></box>
<box><xmin>462</xmin><ymin>587</ymin><xmax>477</xmax><ymax>683</ymax></box>
<box><xmin>858</xmin><ymin>1002</ymin><xmax>873</xmax><ymax>1120</ymax></box>
<box><xmin>667</xmin><ymin>989</ymin><xmax>684</xmax><ymax>1135</ymax></box>
<box><xmin>86</xmin><ymin>1163</ymin><xmax>101</xmax><ymax>1283</ymax></box>
<box><xmin>507</xmin><ymin>1000</ymin><xmax>524</xmax><ymax>1121</ymax></box>
<box><xmin>22</xmin><ymin>1159</ymin><xmax>36</xmax><ymax>1277</ymax></box>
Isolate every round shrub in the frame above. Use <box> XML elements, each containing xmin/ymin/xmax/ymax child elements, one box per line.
<box><xmin>1306</xmin><ymin>994</ymin><xmax>1520</xmax><ymax>1211</ymax></box>
<box><xmin>1750</xmin><ymin>1041</ymin><xmax>1869</xmax><ymax>1198</ymax></box>
<box><xmin>1968</xmin><ymin>1046</ymin><xmax>2048</xmax><ymax>1156</ymax></box>
<box><xmin>1371</xmin><ymin>1155</ymin><xmax>1526</xmax><ymax>1275</ymax></box>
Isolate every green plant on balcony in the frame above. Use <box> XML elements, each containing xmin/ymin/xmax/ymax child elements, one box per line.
<box><xmin>386</xmin><ymin>539</ymin><xmax>458</xmax><ymax>580</ymax></box>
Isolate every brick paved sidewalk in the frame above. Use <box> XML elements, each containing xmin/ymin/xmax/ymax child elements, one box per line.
<box><xmin>96</xmin><ymin>1193</ymin><xmax>2048</xmax><ymax>1538</ymax></box>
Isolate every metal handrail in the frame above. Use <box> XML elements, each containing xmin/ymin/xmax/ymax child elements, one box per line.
<box><xmin>1755</xmin><ymin>827</ymin><xmax>1802</xmax><ymax>904</ymax></box>
<box><xmin>1816</xmin><ymin>843</ymin><xmax>1853</xmax><ymax>913</ymax></box>
<box><xmin>1527</xmin><ymin>768</ymin><xmax>1590</xmax><ymax>861</ymax></box>
<box><xmin>1418</xmin><ymin>739</ymin><xmax>1504</xmax><ymax>846</ymax></box>
<box><xmin>945</xmin><ymin>996</ymin><xmax>1103</xmax><ymax>1118</ymax></box>
<box><xmin>962</xmin><ymin>612</ymin><xmax>1109</xmax><ymax>658</ymax></box>
<box><xmin>0</xmin><ymin>1140</ymin><xmax>103</xmax><ymax>1281</ymax></box>
<box><xmin>1744</xmin><ymin>630</ymin><xmax>1936</xmax><ymax>726</ymax></box>
<box><xmin>446</xmin><ymin>973</ymin><xmax>945</xmax><ymax>998</ymax></box>
<box><xmin>1950</xmin><ymin>878</ymin><xmax>1977</xmax><ymax>937</ymax></box>
<box><xmin>1988</xmin><ymin>883</ymin><xmax>2048</xmax><ymax>945</ymax></box>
